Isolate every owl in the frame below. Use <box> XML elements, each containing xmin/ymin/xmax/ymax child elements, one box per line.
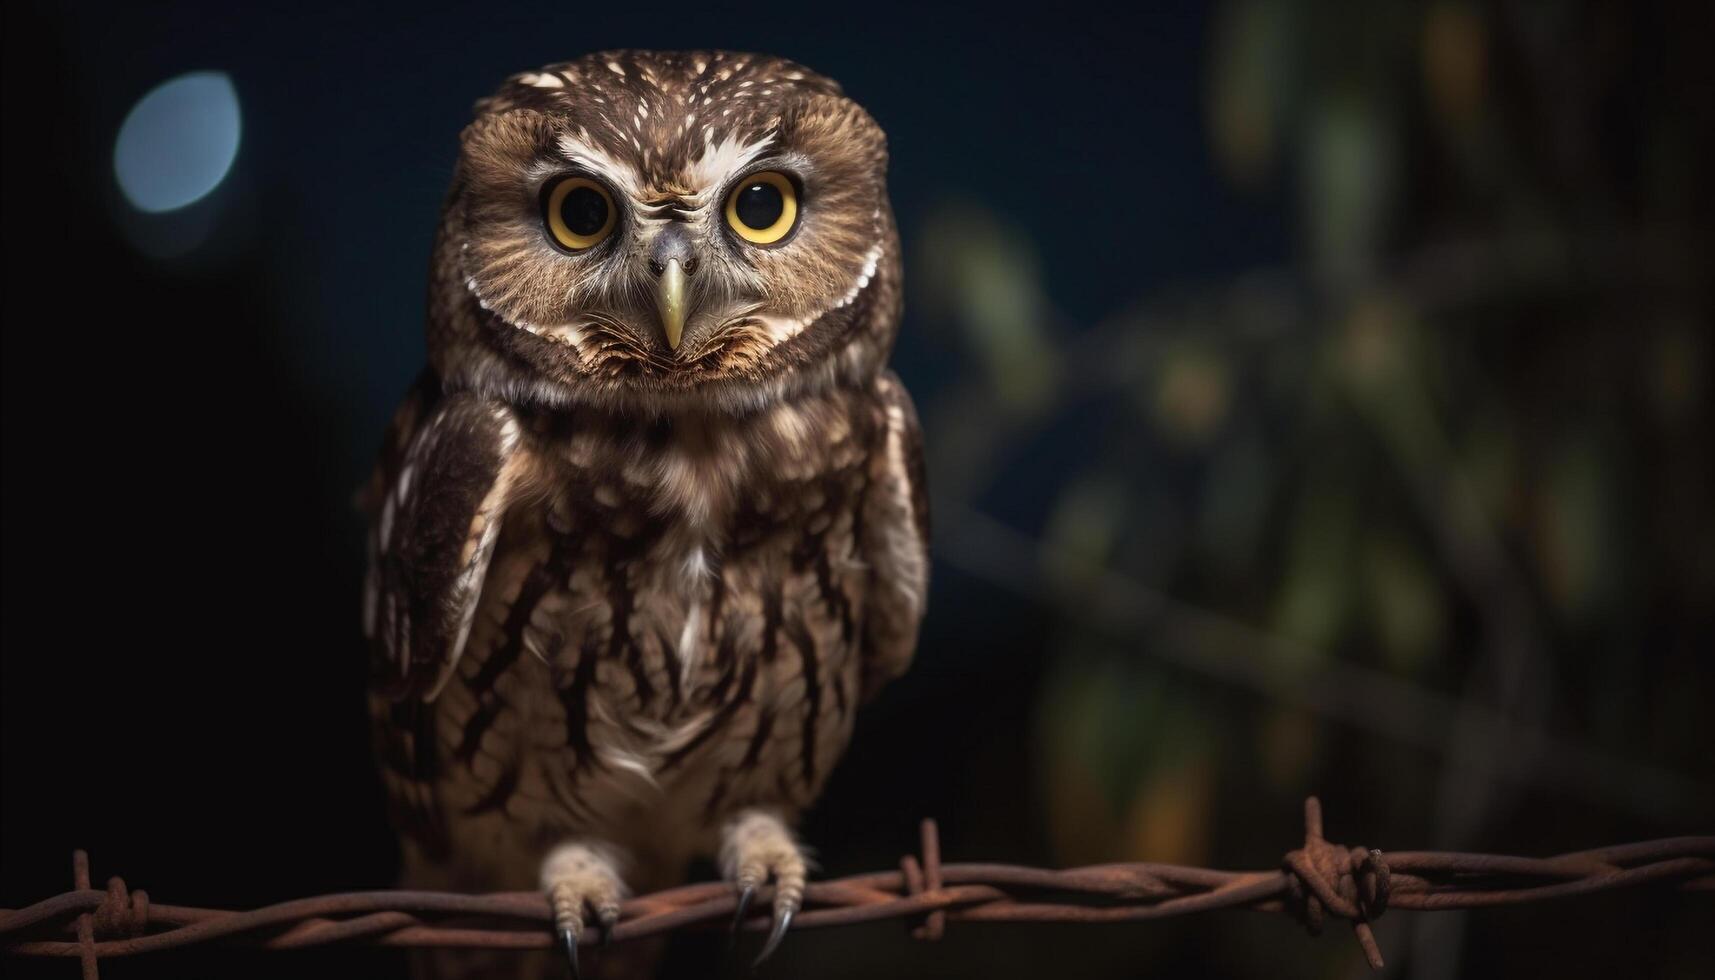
<box><xmin>361</xmin><ymin>50</ymin><xmax>928</xmax><ymax>978</ymax></box>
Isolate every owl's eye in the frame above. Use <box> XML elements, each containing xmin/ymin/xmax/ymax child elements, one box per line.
<box><xmin>724</xmin><ymin>171</ymin><xmax>798</xmax><ymax>245</ymax></box>
<box><xmin>542</xmin><ymin>175</ymin><xmax>616</xmax><ymax>251</ymax></box>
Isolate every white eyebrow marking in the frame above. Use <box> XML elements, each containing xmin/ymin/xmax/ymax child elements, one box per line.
<box><xmin>556</xmin><ymin>133</ymin><xmax>645</xmax><ymax>200</ymax></box>
<box><xmin>686</xmin><ymin>131</ymin><xmax>776</xmax><ymax>200</ymax></box>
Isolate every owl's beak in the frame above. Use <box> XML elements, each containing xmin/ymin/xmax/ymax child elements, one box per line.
<box><xmin>655</xmin><ymin>258</ymin><xmax>688</xmax><ymax>351</ymax></box>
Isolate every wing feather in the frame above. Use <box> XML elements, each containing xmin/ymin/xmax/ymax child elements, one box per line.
<box><xmin>363</xmin><ymin>372</ymin><xmax>527</xmax><ymax>701</ymax></box>
<box><xmin>858</xmin><ymin>371</ymin><xmax>930</xmax><ymax>700</ymax></box>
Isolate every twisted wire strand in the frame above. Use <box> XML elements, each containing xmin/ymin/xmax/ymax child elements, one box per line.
<box><xmin>4</xmin><ymin>799</ymin><xmax>1711</xmax><ymax>978</ymax></box>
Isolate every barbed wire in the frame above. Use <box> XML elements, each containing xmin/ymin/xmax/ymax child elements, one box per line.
<box><xmin>4</xmin><ymin>799</ymin><xmax>1711</xmax><ymax>979</ymax></box>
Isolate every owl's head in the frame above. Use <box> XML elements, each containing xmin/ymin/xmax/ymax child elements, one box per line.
<box><xmin>429</xmin><ymin>51</ymin><xmax>900</xmax><ymax>416</ymax></box>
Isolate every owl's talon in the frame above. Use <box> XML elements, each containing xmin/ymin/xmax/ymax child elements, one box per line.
<box><xmin>597</xmin><ymin>915</ymin><xmax>614</xmax><ymax>949</ymax></box>
<box><xmin>541</xmin><ymin>841</ymin><xmax>627</xmax><ymax>980</ymax></box>
<box><xmin>731</xmin><ymin>883</ymin><xmax>756</xmax><ymax>936</ymax></box>
<box><xmin>720</xmin><ymin>809</ymin><xmax>809</xmax><ymax>970</ymax></box>
<box><xmin>752</xmin><ymin>903</ymin><xmax>796</xmax><ymax>968</ymax></box>
<box><xmin>558</xmin><ymin>926</ymin><xmax>581</xmax><ymax>980</ymax></box>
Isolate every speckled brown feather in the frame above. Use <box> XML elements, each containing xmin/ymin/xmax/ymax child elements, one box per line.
<box><xmin>364</xmin><ymin>50</ymin><xmax>926</xmax><ymax>978</ymax></box>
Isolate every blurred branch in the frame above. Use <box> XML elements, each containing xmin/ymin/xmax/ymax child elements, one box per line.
<box><xmin>934</xmin><ymin>505</ymin><xmax>1715</xmax><ymax>823</ymax></box>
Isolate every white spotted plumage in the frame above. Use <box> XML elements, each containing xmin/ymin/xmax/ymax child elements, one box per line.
<box><xmin>369</xmin><ymin>50</ymin><xmax>925</xmax><ymax>980</ymax></box>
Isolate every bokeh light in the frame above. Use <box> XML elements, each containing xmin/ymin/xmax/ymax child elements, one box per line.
<box><xmin>113</xmin><ymin>71</ymin><xmax>241</xmax><ymax>213</ymax></box>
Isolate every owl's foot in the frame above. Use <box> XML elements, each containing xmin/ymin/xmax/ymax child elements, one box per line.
<box><xmin>540</xmin><ymin>841</ymin><xmax>628</xmax><ymax>980</ymax></box>
<box><xmin>720</xmin><ymin>808</ymin><xmax>809</xmax><ymax>968</ymax></box>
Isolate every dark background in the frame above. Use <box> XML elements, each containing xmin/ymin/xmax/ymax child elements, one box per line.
<box><xmin>3</xmin><ymin>1</ymin><xmax>1712</xmax><ymax>978</ymax></box>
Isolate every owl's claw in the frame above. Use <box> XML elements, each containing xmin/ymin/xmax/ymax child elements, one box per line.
<box><xmin>558</xmin><ymin>926</ymin><xmax>581</xmax><ymax>980</ymax></box>
<box><xmin>730</xmin><ymin>883</ymin><xmax>756</xmax><ymax>941</ymax></box>
<box><xmin>541</xmin><ymin>841</ymin><xmax>627</xmax><ymax>980</ymax></box>
<box><xmin>752</xmin><ymin>903</ymin><xmax>796</xmax><ymax>968</ymax></box>
<box><xmin>720</xmin><ymin>809</ymin><xmax>809</xmax><ymax>971</ymax></box>
<box><xmin>597</xmin><ymin>909</ymin><xmax>616</xmax><ymax>949</ymax></box>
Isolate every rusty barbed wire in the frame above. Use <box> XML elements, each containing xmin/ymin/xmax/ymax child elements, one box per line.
<box><xmin>3</xmin><ymin>799</ymin><xmax>1711</xmax><ymax>979</ymax></box>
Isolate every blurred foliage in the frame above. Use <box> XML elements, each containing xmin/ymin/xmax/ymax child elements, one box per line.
<box><xmin>912</xmin><ymin>2</ymin><xmax>1713</xmax><ymax>974</ymax></box>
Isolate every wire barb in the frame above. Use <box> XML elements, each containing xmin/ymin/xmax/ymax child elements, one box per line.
<box><xmin>1282</xmin><ymin>798</ymin><xmax>1390</xmax><ymax>966</ymax></box>
<box><xmin>4</xmin><ymin>799</ymin><xmax>1711</xmax><ymax>978</ymax></box>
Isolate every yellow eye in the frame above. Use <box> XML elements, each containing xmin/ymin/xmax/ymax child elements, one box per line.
<box><xmin>724</xmin><ymin>171</ymin><xmax>798</xmax><ymax>245</ymax></box>
<box><xmin>542</xmin><ymin>176</ymin><xmax>616</xmax><ymax>251</ymax></box>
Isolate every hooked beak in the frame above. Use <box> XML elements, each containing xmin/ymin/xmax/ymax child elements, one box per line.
<box><xmin>655</xmin><ymin>258</ymin><xmax>688</xmax><ymax>351</ymax></box>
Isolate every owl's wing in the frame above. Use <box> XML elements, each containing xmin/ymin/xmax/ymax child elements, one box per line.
<box><xmin>858</xmin><ymin>371</ymin><xmax>931</xmax><ymax>701</ymax></box>
<box><xmin>363</xmin><ymin>371</ymin><xmax>528</xmax><ymax>702</ymax></box>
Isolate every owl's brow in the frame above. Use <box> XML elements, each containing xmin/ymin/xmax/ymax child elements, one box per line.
<box><xmin>555</xmin><ymin>132</ymin><xmax>646</xmax><ymax>200</ymax></box>
<box><xmin>637</xmin><ymin>198</ymin><xmax>694</xmax><ymax>220</ymax></box>
<box><xmin>553</xmin><ymin>120</ymin><xmax>785</xmax><ymax>221</ymax></box>
<box><xmin>684</xmin><ymin>131</ymin><xmax>777</xmax><ymax>205</ymax></box>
